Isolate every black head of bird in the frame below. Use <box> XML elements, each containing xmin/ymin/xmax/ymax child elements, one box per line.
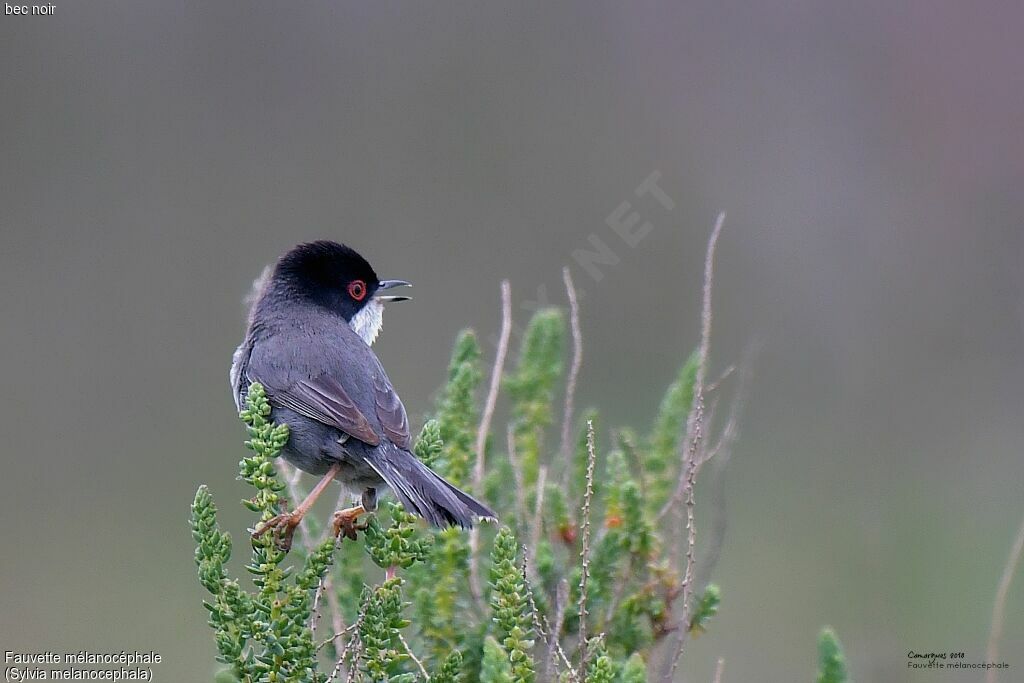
<box><xmin>270</xmin><ymin>240</ymin><xmax>411</xmax><ymax>345</ymax></box>
<box><xmin>232</xmin><ymin>240</ymin><xmax>495</xmax><ymax>551</ymax></box>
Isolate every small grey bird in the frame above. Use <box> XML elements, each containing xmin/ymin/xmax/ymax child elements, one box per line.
<box><xmin>231</xmin><ymin>241</ymin><xmax>495</xmax><ymax>549</ymax></box>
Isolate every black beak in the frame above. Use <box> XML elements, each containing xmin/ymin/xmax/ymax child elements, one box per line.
<box><xmin>375</xmin><ymin>279</ymin><xmax>412</xmax><ymax>303</ymax></box>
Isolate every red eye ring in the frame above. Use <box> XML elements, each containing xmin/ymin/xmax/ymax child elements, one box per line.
<box><xmin>347</xmin><ymin>280</ymin><xmax>367</xmax><ymax>301</ymax></box>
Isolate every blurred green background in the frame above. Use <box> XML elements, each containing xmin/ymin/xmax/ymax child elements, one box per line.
<box><xmin>2</xmin><ymin>2</ymin><xmax>1023</xmax><ymax>681</ymax></box>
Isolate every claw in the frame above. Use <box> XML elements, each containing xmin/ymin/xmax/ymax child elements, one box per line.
<box><xmin>252</xmin><ymin>512</ymin><xmax>301</xmax><ymax>552</ymax></box>
<box><xmin>331</xmin><ymin>505</ymin><xmax>368</xmax><ymax>542</ymax></box>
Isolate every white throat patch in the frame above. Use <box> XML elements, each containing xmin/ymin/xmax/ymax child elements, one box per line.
<box><xmin>349</xmin><ymin>299</ymin><xmax>384</xmax><ymax>346</ymax></box>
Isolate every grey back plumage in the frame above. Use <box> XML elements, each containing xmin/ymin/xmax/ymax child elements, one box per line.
<box><xmin>245</xmin><ymin>302</ymin><xmax>410</xmax><ymax>448</ymax></box>
<box><xmin>234</xmin><ymin>283</ymin><xmax>495</xmax><ymax>528</ymax></box>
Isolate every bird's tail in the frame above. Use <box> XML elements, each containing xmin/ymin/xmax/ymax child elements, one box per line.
<box><xmin>362</xmin><ymin>444</ymin><xmax>496</xmax><ymax>528</ymax></box>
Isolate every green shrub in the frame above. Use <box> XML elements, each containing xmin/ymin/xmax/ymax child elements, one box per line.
<box><xmin>192</xmin><ymin>245</ymin><xmax>846</xmax><ymax>681</ymax></box>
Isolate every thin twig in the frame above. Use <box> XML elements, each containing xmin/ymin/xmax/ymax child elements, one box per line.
<box><xmin>469</xmin><ymin>281</ymin><xmax>512</xmax><ymax>609</ymax></box>
<box><xmin>475</xmin><ymin>279</ymin><xmax>512</xmax><ymax>490</ymax></box>
<box><xmin>399</xmin><ymin>632</ymin><xmax>429</xmax><ymax>680</ymax></box>
<box><xmin>327</xmin><ymin>590</ymin><xmax>370</xmax><ymax>683</ymax></box>
<box><xmin>986</xmin><ymin>511</ymin><xmax>1024</xmax><ymax>683</ymax></box>
<box><xmin>662</xmin><ymin>416</ymin><xmax>701</xmax><ymax>681</ymax></box>
<box><xmin>661</xmin><ymin>212</ymin><xmax>726</xmax><ymax>682</ymax></box>
<box><xmin>704</xmin><ymin>364</ymin><xmax>735</xmax><ymax>396</ymax></box>
<box><xmin>712</xmin><ymin>657</ymin><xmax>725</xmax><ymax>683</ymax></box>
<box><xmin>544</xmin><ymin>579</ymin><xmax>577</xmax><ymax>681</ymax></box>
<box><xmin>523</xmin><ymin>553</ymin><xmax>546</xmax><ymax>645</ymax></box>
<box><xmin>698</xmin><ymin>347</ymin><xmax>753</xmax><ymax>470</ymax></box>
<box><xmin>521</xmin><ymin>550</ymin><xmax>564</xmax><ymax>681</ymax></box>
<box><xmin>527</xmin><ymin>465</ymin><xmax>547</xmax><ymax>581</ymax></box>
<box><xmin>342</xmin><ymin>629</ymin><xmax>364</xmax><ymax>683</ymax></box>
<box><xmin>559</xmin><ymin>267</ymin><xmax>584</xmax><ymax>487</ymax></box>
<box><xmin>657</xmin><ymin>211</ymin><xmax>725</xmax><ymax>523</ymax></box>
<box><xmin>310</xmin><ymin>536</ymin><xmax>342</xmax><ymax>643</ymax></box>
<box><xmin>505</xmin><ymin>423</ymin><xmax>531</xmax><ymax>524</ymax></box>
<box><xmin>323</xmin><ymin>576</ymin><xmax>345</xmax><ymax>649</ymax></box>
<box><xmin>577</xmin><ymin>420</ymin><xmax>597</xmax><ymax>672</ymax></box>
<box><xmin>310</xmin><ymin>565</ymin><xmax>328</xmax><ymax>639</ymax></box>
<box><xmin>317</xmin><ymin>623</ymin><xmax>358</xmax><ymax>653</ymax></box>
<box><xmin>695</xmin><ymin>345</ymin><xmax>755</xmax><ymax>590</ymax></box>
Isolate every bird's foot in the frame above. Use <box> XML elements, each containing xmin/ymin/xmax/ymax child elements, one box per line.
<box><xmin>331</xmin><ymin>505</ymin><xmax>368</xmax><ymax>542</ymax></box>
<box><xmin>252</xmin><ymin>510</ymin><xmax>303</xmax><ymax>552</ymax></box>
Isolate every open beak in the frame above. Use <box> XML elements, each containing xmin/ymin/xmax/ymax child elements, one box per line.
<box><xmin>375</xmin><ymin>279</ymin><xmax>412</xmax><ymax>303</ymax></box>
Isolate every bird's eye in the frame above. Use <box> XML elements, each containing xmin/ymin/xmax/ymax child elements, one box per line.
<box><xmin>347</xmin><ymin>280</ymin><xmax>367</xmax><ymax>301</ymax></box>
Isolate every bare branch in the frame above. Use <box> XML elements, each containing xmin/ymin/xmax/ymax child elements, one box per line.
<box><xmin>577</xmin><ymin>420</ymin><xmax>597</xmax><ymax>672</ymax></box>
<box><xmin>545</xmin><ymin>579</ymin><xmax>576</xmax><ymax>682</ymax></box>
<box><xmin>469</xmin><ymin>280</ymin><xmax>512</xmax><ymax>608</ymax></box>
<box><xmin>341</xmin><ymin>609</ymin><xmax>368</xmax><ymax>683</ymax></box>
<box><xmin>505</xmin><ymin>423</ymin><xmax>531</xmax><ymax>524</ymax></box>
<box><xmin>399</xmin><ymin>632</ymin><xmax>429</xmax><ymax>680</ymax></box>
<box><xmin>660</xmin><ymin>212</ymin><xmax>726</xmax><ymax>682</ymax></box>
<box><xmin>475</xmin><ymin>279</ymin><xmax>512</xmax><ymax>492</ymax></box>
<box><xmin>327</xmin><ymin>594</ymin><xmax>370</xmax><ymax>683</ymax></box>
<box><xmin>323</xmin><ymin>576</ymin><xmax>345</xmax><ymax>651</ymax></box>
<box><xmin>704</xmin><ymin>364</ymin><xmax>735</xmax><ymax>396</ymax></box>
<box><xmin>698</xmin><ymin>346</ymin><xmax>753</xmax><ymax>470</ymax></box>
<box><xmin>658</xmin><ymin>211</ymin><xmax>725</xmax><ymax>523</ymax></box>
<box><xmin>661</xmin><ymin>420</ymin><xmax>701</xmax><ymax>682</ymax></box>
<box><xmin>559</xmin><ymin>267</ymin><xmax>584</xmax><ymax>488</ymax></box>
<box><xmin>522</xmin><ymin>550</ymin><xmax>566</xmax><ymax>681</ymax></box>
<box><xmin>309</xmin><ymin>554</ymin><xmax>330</xmax><ymax>639</ymax></box>
<box><xmin>317</xmin><ymin>623</ymin><xmax>358</xmax><ymax>653</ymax></box>
<box><xmin>712</xmin><ymin>657</ymin><xmax>725</xmax><ymax>683</ymax></box>
<box><xmin>986</xmin><ymin>511</ymin><xmax>1024</xmax><ymax>683</ymax></box>
<box><xmin>695</xmin><ymin>345</ymin><xmax>755</xmax><ymax>590</ymax></box>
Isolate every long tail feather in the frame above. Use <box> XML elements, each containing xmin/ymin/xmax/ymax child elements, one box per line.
<box><xmin>362</xmin><ymin>444</ymin><xmax>496</xmax><ymax>528</ymax></box>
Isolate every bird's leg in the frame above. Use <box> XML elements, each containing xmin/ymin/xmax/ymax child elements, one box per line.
<box><xmin>252</xmin><ymin>463</ymin><xmax>341</xmax><ymax>551</ymax></box>
<box><xmin>331</xmin><ymin>505</ymin><xmax>366</xmax><ymax>541</ymax></box>
<box><xmin>331</xmin><ymin>487</ymin><xmax>378</xmax><ymax>541</ymax></box>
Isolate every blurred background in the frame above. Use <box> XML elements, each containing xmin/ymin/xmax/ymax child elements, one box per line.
<box><xmin>2</xmin><ymin>2</ymin><xmax>1023</xmax><ymax>681</ymax></box>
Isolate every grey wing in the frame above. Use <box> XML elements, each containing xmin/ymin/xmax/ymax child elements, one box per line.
<box><xmin>253</xmin><ymin>372</ymin><xmax>382</xmax><ymax>447</ymax></box>
<box><xmin>373</xmin><ymin>371</ymin><xmax>411</xmax><ymax>449</ymax></box>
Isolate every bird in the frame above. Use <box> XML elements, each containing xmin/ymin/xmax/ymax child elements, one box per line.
<box><xmin>230</xmin><ymin>240</ymin><xmax>495</xmax><ymax>549</ymax></box>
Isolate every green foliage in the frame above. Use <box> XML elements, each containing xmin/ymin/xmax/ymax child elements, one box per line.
<box><xmin>434</xmin><ymin>330</ymin><xmax>482</xmax><ymax>486</ymax></box>
<box><xmin>488</xmin><ymin>527</ymin><xmax>535</xmax><ymax>682</ymax></box>
<box><xmin>363</xmin><ymin>502</ymin><xmax>433</xmax><ymax>571</ymax></box>
<box><xmin>506</xmin><ymin>308</ymin><xmax>565</xmax><ymax>487</ymax></box>
<box><xmin>431</xmin><ymin>651</ymin><xmax>463</xmax><ymax>683</ymax></box>
<box><xmin>645</xmin><ymin>350</ymin><xmax>699</xmax><ymax>514</ymax></box>
<box><xmin>583</xmin><ymin>639</ymin><xmax>616</xmax><ymax>683</ymax></box>
<box><xmin>412</xmin><ymin>420</ymin><xmax>443</xmax><ymax>470</ymax></box>
<box><xmin>191</xmin><ymin>384</ymin><xmax>334</xmax><ymax>682</ymax></box>
<box><xmin>816</xmin><ymin>628</ymin><xmax>849</xmax><ymax>683</ymax></box>
<box><xmin>480</xmin><ymin>636</ymin><xmax>514</xmax><ymax>683</ymax></box>
<box><xmin>619</xmin><ymin>654</ymin><xmax>647</xmax><ymax>683</ymax></box>
<box><xmin>358</xmin><ymin>579</ymin><xmax>411</xmax><ymax>680</ymax></box>
<box><xmin>688</xmin><ymin>584</ymin><xmax>721</xmax><ymax>636</ymax></box>
<box><xmin>193</xmin><ymin>302</ymin><xmax>794</xmax><ymax>682</ymax></box>
<box><xmin>406</xmin><ymin>526</ymin><xmax>471</xmax><ymax>667</ymax></box>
